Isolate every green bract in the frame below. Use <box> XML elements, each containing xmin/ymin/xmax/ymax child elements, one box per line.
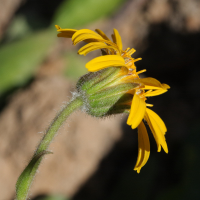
<box><xmin>77</xmin><ymin>67</ymin><xmax>138</xmax><ymax>117</ymax></box>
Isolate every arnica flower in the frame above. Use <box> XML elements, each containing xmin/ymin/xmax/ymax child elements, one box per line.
<box><xmin>56</xmin><ymin>25</ymin><xmax>170</xmax><ymax>173</ymax></box>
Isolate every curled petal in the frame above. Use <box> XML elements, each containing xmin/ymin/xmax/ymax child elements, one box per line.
<box><xmin>145</xmin><ymin>108</ymin><xmax>167</xmax><ymax>134</ymax></box>
<box><xmin>112</xmin><ymin>29</ymin><xmax>123</xmax><ymax>51</ymax></box>
<box><xmin>78</xmin><ymin>42</ymin><xmax>119</xmax><ymax>56</ymax></box>
<box><xmin>145</xmin><ymin>108</ymin><xmax>168</xmax><ymax>153</ymax></box>
<box><xmin>134</xmin><ymin>78</ymin><xmax>165</xmax><ymax>90</ymax></box>
<box><xmin>55</xmin><ymin>25</ymin><xmax>77</xmax><ymax>38</ymax></box>
<box><xmin>127</xmin><ymin>94</ymin><xmax>146</xmax><ymax>129</ymax></box>
<box><xmin>72</xmin><ymin>29</ymin><xmax>105</xmax><ymax>45</ymax></box>
<box><xmin>86</xmin><ymin>55</ymin><xmax>126</xmax><ymax>72</ymax></box>
<box><xmin>145</xmin><ymin>89</ymin><xmax>168</xmax><ymax>97</ymax></box>
<box><xmin>134</xmin><ymin>121</ymin><xmax>150</xmax><ymax>173</ymax></box>
<box><xmin>134</xmin><ymin>78</ymin><xmax>170</xmax><ymax>97</ymax></box>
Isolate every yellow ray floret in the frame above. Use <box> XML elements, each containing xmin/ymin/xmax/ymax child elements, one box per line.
<box><xmin>112</xmin><ymin>29</ymin><xmax>123</xmax><ymax>51</ymax></box>
<box><xmin>72</xmin><ymin>29</ymin><xmax>118</xmax><ymax>48</ymax></box>
<box><xmin>86</xmin><ymin>55</ymin><xmax>126</xmax><ymax>72</ymax></box>
<box><xmin>145</xmin><ymin>108</ymin><xmax>168</xmax><ymax>153</ymax></box>
<box><xmin>95</xmin><ymin>29</ymin><xmax>111</xmax><ymax>41</ymax></box>
<box><xmin>144</xmin><ymin>88</ymin><xmax>168</xmax><ymax>97</ymax></box>
<box><xmin>72</xmin><ymin>29</ymin><xmax>104</xmax><ymax>45</ymax></box>
<box><xmin>55</xmin><ymin>25</ymin><xmax>77</xmax><ymax>38</ymax></box>
<box><xmin>127</xmin><ymin>94</ymin><xmax>146</xmax><ymax>129</ymax></box>
<box><xmin>78</xmin><ymin>42</ymin><xmax>119</xmax><ymax>56</ymax></box>
<box><xmin>134</xmin><ymin>121</ymin><xmax>150</xmax><ymax>173</ymax></box>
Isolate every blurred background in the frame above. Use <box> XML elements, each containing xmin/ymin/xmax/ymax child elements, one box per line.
<box><xmin>0</xmin><ymin>0</ymin><xmax>200</xmax><ymax>199</ymax></box>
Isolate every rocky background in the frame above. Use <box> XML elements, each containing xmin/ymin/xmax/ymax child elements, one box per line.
<box><xmin>0</xmin><ymin>0</ymin><xmax>200</xmax><ymax>200</ymax></box>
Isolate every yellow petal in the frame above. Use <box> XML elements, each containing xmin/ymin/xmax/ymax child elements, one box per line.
<box><xmin>134</xmin><ymin>77</ymin><xmax>164</xmax><ymax>90</ymax></box>
<box><xmin>146</xmin><ymin>108</ymin><xmax>167</xmax><ymax>133</ymax></box>
<box><xmin>78</xmin><ymin>42</ymin><xmax>118</xmax><ymax>56</ymax></box>
<box><xmin>95</xmin><ymin>29</ymin><xmax>110</xmax><ymax>41</ymax></box>
<box><xmin>145</xmin><ymin>89</ymin><xmax>168</xmax><ymax>97</ymax></box>
<box><xmin>134</xmin><ymin>121</ymin><xmax>150</xmax><ymax>173</ymax></box>
<box><xmin>86</xmin><ymin>55</ymin><xmax>126</xmax><ymax>72</ymax></box>
<box><xmin>145</xmin><ymin>108</ymin><xmax>168</xmax><ymax>153</ymax></box>
<box><xmin>162</xmin><ymin>83</ymin><xmax>170</xmax><ymax>89</ymax></box>
<box><xmin>144</xmin><ymin>112</ymin><xmax>160</xmax><ymax>151</ymax></box>
<box><xmin>55</xmin><ymin>25</ymin><xmax>77</xmax><ymax>38</ymax></box>
<box><xmin>72</xmin><ymin>29</ymin><xmax>104</xmax><ymax>45</ymax></box>
<box><xmin>55</xmin><ymin>25</ymin><xmax>61</xmax><ymax>30</ymax></box>
<box><xmin>127</xmin><ymin>94</ymin><xmax>146</xmax><ymax>129</ymax></box>
<box><xmin>112</xmin><ymin>29</ymin><xmax>123</xmax><ymax>51</ymax></box>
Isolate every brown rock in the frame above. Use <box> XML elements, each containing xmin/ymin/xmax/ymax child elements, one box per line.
<box><xmin>0</xmin><ymin>76</ymin><xmax>124</xmax><ymax>199</ymax></box>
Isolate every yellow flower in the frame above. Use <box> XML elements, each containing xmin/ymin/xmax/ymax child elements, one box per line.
<box><xmin>56</xmin><ymin>25</ymin><xmax>170</xmax><ymax>173</ymax></box>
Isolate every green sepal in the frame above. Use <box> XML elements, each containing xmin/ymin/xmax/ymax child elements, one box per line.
<box><xmin>87</xmin><ymin>83</ymin><xmax>135</xmax><ymax>117</ymax></box>
<box><xmin>76</xmin><ymin>67</ymin><xmax>139</xmax><ymax>118</ymax></box>
<box><xmin>86</xmin><ymin>67</ymin><xmax>121</xmax><ymax>94</ymax></box>
<box><xmin>115</xmin><ymin>93</ymin><xmax>133</xmax><ymax>104</ymax></box>
<box><xmin>89</xmin><ymin>93</ymin><xmax>133</xmax><ymax>109</ymax></box>
<box><xmin>88</xmin><ymin>83</ymin><xmax>136</xmax><ymax>101</ymax></box>
<box><xmin>88</xmin><ymin>104</ymin><xmax>131</xmax><ymax>117</ymax></box>
<box><xmin>108</xmin><ymin>104</ymin><xmax>131</xmax><ymax>115</ymax></box>
<box><xmin>76</xmin><ymin>67</ymin><xmax>117</xmax><ymax>92</ymax></box>
<box><xmin>88</xmin><ymin>93</ymin><xmax>131</xmax><ymax>108</ymax></box>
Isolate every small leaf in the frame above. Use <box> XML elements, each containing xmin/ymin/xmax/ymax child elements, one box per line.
<box><xmin>16</xmin><ymin>150</ymin><xmax>53</xmax><ymax>200</ymax></box>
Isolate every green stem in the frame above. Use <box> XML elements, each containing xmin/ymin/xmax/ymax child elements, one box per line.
<box><xmin>36</xmin><ymin>96</ymin><xmax>83</xmax><ymax>154</ymax></box>
<box><xmin>16</xmin><ymin>97</ymin><xmax>83</xmax><ymax>200</ymax></box>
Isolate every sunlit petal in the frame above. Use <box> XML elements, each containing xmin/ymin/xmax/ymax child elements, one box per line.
<box><xmin>95</xmin><ymin>29</ymin><xmax>110</xmax><ymax>41</ymax></box>
<box><xmin>86</xmin><ymin>55</ymin><xmax>126</xmax><ymax>72</ymax></box>
<box><xmin>78</xmin><ymin>42</ymin><xmax>119</xmax><ymax>56</ymax></box>
<box><xmin>55</xmin><ymin>25</ymin><xmax>77</xmax><ymax>38</ymax></box>
<box><xmin>144</xmin><ymin>112</ymin><xmax>160</xmax><ymax>151</ymax></box>
<box><xmin>127</xmin><ymin>94</ymin><xmax>146</xmax><ymax>129</ymax></box>
<box><xmin>146</xmin><ymin>108</ymin><xmax>167</xmax><ymax>133</ymax></box>
<box><xmin>162</xmin><ymin>83</ymin><xmax>170</xmax><ymax>89</ymax></box>
<box><xmin>134</xmin><ymin>121</ymin><xmax>150</xmax><ymax>173</ymax></box>
<box><xmin>72</xmin><ymin>29</ymin><xmax>108</xmax><ymax>45</ymax></box>
<box><xmin>145</xmin><ymin>108</ymin><xmax>168</xmax><ymax>153</ymax></box>
<box><xmin>112</xmin><ymin>29</ymin><xmax>123</xmax><ymax>51</ymax></box>
<box><xmin>145</xmin><ymin>89</ymin><xmax>168</xmax><ymax>97</ymax></box>
<box><xmin>134</xmin><ymin>77</ymin><xmax>165</xmax><ymax>90</ymax></box>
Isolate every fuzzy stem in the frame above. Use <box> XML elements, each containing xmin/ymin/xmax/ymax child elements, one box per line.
<box><xmin>36</xmin><ymin>96</ymin><xmax>83</xmax><ymax>154</ymax></box>
<box><xmin>16</xmin><ymin>97</ymin><xmax>83</xmax><ymax>200</ymax></box>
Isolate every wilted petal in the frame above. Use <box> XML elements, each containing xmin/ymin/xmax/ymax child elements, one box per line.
<box><xmin>145</xmin><ymin>108</ymin><xmax>168</xmax><ymax>153</ymax></box>
<box><xmin>127</xmin><ymin>94</ymin><xmax>146</xmax><ymax>129</ymax></box>
<box><xmin>134</xmin><ymin>121</ymin><xmax>150</xmax><ymax>173</ymax></box>
<box><xmin>86</xmin><ymin>55</ymin><xmax>126</xmax><ymax>72</ymax></box>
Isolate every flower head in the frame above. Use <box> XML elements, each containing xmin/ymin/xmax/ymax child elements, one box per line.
<box><xmin>56</xmin><ymin>25</ymin><xmax>170</xmax><ymax>173</ymax></box>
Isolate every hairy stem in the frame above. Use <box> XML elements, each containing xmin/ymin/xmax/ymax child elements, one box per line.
<box><xmin>36</xmin><ymin>96</ymin><xmax>83</xmax><ymax>154</ymax></box>
<box><xmin>16</xmin><ymin>97</ymin><xmax>83</xmax><ymax>200</ymax></box>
